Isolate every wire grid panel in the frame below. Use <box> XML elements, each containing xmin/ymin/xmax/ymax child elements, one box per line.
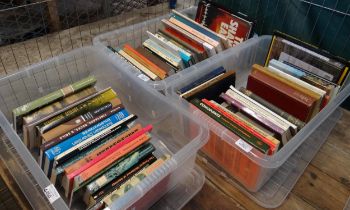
<box><xmin>213</xmin><ymin>0</ymin><xmax>350</xmax><ymax>60</ymax></box>
<box><xmin>0</xmin><ymin>0</ymin><xmax>196</xmax><ymax>76</ymax></box>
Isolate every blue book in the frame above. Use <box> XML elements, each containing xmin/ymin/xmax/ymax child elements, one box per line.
<box><xmin>43</xmin><ymin>109</ymin><xmax>129</xmax><ymax>176</ymax></box>
<box><xmin>268</xmin><ymin>59</ymin><xmax>306</xmax><ymax>78</ymax></box>
<box><xmin>177</xmin><ymin>66</ymin><xmax>226</xmax><ymax>94</ymax></box>
<box><xmin>171</xmin><ymin>13</ymin><xmax>221</xmax><ymax>42</ymax></box>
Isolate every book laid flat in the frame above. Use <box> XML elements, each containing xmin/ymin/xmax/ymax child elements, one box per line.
<box><xmin>195</xmin><ymin>0</ymin><xmax>253</xmax><ymax>47</ymax></box>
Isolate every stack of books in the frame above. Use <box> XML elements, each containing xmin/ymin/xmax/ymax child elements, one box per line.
<box><xmin>177</xmin><ymin>30</ymin><xmax>349</xmax><ymax>157</ymax></box>
<box><xmin>108</xmin><ymin>1</ymin><xmax>253</xmax><ymax>81</ymax></box>
<box><xmin>12</xmin><ymin>76</ymin><xmax>170</xmax><ymax>209</ymax></box>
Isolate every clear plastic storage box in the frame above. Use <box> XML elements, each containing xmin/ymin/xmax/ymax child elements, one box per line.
<box><xmin>164</xmin><ymin>35</ymin><xmax>350</xmax><ymax>208</ymax></box>
<box><xmin>93</xmin><ymin>6</ymin><xmax>215</xmax><ymax>93</ymax></box>
<box><xmin>0</xmin><ymin>46</ymin><xmax>209</xmax><ymax>210</ymax></box>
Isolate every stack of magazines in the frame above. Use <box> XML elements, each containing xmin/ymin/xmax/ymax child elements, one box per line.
<box><xmin>108</xmin><ymin>1</ymin><xmax>253</xmax><ymax>81</ymax></box>
<box><xmin>12</xmin><ymin>76</ymin><xmax>170</xmax><ymax>209</ymax></box>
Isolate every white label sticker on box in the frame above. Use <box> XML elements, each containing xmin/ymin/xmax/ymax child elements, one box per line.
<box><xmin>235</xmin><ymin>139</ymin><xmax>253</xmax><ymax>153</ymax></box>
<box><xmin>138</xmin><ymin>74</ymin><xmax>150</xmax><ymax>82</ymax></box>
<box><xmin>43</xmin><ymin>184</ymin><xmax>60</xmax><ymax>204</ymax></box>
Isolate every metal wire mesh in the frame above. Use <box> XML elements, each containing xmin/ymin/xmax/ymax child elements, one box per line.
<box><xmin>0</xmin><ymin>0</ymin><xmax>196</xmax><ymax>75</ymax></box>
<box><xmin>213</xmin><ymin>0</ymin><xmax>350</xmax><ymax>60</ymax></box>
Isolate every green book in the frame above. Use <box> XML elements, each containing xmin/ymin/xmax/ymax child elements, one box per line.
<box><xmin>190</xmin><ymin>98</ymin><xmax>270</xmax><ymax>154</ymax></box>
<box><xmin>13</xmin><ymin>76</ymin><xmax>97</xmax><ymax>132</ymax></box>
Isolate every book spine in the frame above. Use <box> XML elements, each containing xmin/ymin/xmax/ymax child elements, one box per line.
<box><xmin>220</xmin><ymin>92</ymin><xmax>285</xmax><ymax>135</ymax></box>
<box><xmin>240</xmin><ymin>87</ymin><xmax>305</xmax><ymax>129</ymax></box>
<box><xmin>247</xmin><ymin>71</ymin><xmax>313</xmax><ymax>122</ymax></box>
<box><xmin>41</xmin><ymin>98</ymin><xmax>119</xmax><ymax>142</ymax></box>
<box><xmin>56</xmin><ymin>114</ymin><xmax>137</xmax><ymax>165</ymax></box>
<box><xmin>13</xmin><ymin>76</ymin><xmax>96</xmax><ymax>132</ymax></box>
<box><xmin>89</xmin><ymin>154</ymin><xmax>156</xmax><ymax>205</ymax></box>
<box><xmin>74</xmin><ymin>133</ymin><xmax>151</xmax><ymax>185</ymax></box>
<box><xmin>45</xmin><ymin>109</ymin><xmax>129</xmax><ymax>161</ymax></box>
<box><xmin>23</xmin><ymin>87</ymin><xmax>97</xmax><ymax>149</ymax></box>
<box><xmin>64</xmin><ymin>124</ymin><xmax>142</xmax><ymax>175</ymax></box>
<box><xmin>103</xmin><ymin>155</ymin><xmax>169</xmax><ymax>206</ymax></box>
<box><xmin>190</xmin><ymin>98</ymin><xmax>270</xmax><ymax>154</ymax></box>
<box><xmin>116</xmin><ymin>48</ymin><xmax>157</xmax><ymax>81</ymax></box>
<box><xmin>177</xmin><ymin>66</ymin><xmax>225</xmax><ymax>94</ymax></box>
<box><xmin>142</xmin><ymin>40</ymin><xmax>183</xmax><ymax>69</ymax></box>
<box><xmin>66</xmin><ymin>125</ymin><xmax>153</xmax><ymax>179</ymax></box>
<box><xmin>169</xmin><ymin>17</ymin><xmax>221</xmax><ymax>52</ymax></box>
<box><xmin>87</xmin><ymin>143</ymin><xmax>155</xmax><ymax>194</ymax></box>
<box><xmin>41</xmin><ymin>102</ymin><xmax>123</xmax><ymax>151</ymax></box>
<box><xmin>202</xmin><ymin>99</ymin><xmax>278</xmax><ymax>152</ymax></box>
<box><xmin>51</xmin><ymin>127</ymin><xmax>129</xmax><ymax>185</ymax></box>
<box><xmin>37</xmin><ymin>89</ymin><xmax>117</xmax><ymax>134</ymax></box>
<box><xmin>123</xmin><ymin>44</ymin><xmax>167</xmax><ymax>79</ymax></box>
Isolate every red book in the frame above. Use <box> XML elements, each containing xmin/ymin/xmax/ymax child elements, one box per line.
<box><xmin>202</xmin><ymin>99</ymin><xmax>277</xmax><ymax>154</ymax></box>
<box><xmin>163</xmin><ymin>27</ymin><xmax>206</xmax><ymax>53</ymax></box>
<box><xmin>247</xmin><ymin>69</ymin><xmax>316</xmax><ymax>122</ymax></box>
<box><xmin>123</xmin><ymin>44</ymin><xmax>167</xmax><ymax>79</ymax></box>
<box><xmin>195</xmin><ymin>1</ymin><xmax>253</xmax><ymax>47</ymax></box>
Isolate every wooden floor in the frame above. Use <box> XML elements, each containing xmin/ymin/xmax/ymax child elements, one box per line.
<box><xmin>184</xmin><ymin>109</ymin><xmax>350</xmax><ymax>210</ymax></box>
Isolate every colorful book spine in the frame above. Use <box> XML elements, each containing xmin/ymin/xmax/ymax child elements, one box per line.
<box><xmin>12</xmin><ymin>76</ymin><xmax>96</xmax><ymax>132</ymax></box>
<box><xmin>23</xmin><ymin>87</ymin><xmax>97</xmax><ymax>149</ymax></box>
<box><xmin>220</xmin><ymin>93</ymin><xmax>285</xmax><ymax>136</ymax></box>
<box><xmin>123</xmin><ymin>44</ymin><xmax>167</xmax><ymax>79</ymax></box>
<box><xmin>190</xmin><ymin>98</ymin><xmax>270</xmax><ymax>154</ymax></box>
<box><xmin>142</xmin><ymin>39</ymin><xmax>183</xmax><ymax>69</ymax></box>
<box><xmin>103</xmin><ymin>155</ymin><xmax>169</xmax><ymax>206</ymax></box>
<box><xmin>41</xmin><ymin>98</ymin><xmax>121</xmax><ymax>143</ymax></box>
<box><xmin>37</xmin><ymin>89</ymin><xmax>118</xmax><ymax>135</ymax></box>
<box><xmin>203</xmin><ymin>99</ymin><xmax>278</xmax><ymax>153</ymax></box>
<box><xmin>87</xmin><ymin>143</ymin><xmax>155</xmax><ymax>194</ymax></box>
<box><xmin>64</xmin><ymin>131</ymin><xmax>152</xmax><ymax>198</ymax></box>
<box><xmin>54</xmin><ymin>114</ymin><xmax>137</xmax><ymax>166</ymax></box>
<box><xmin>89</xmin><ymin>154</ymin><xmax>157</xmax><ymax>206</ymax></box>
<box><xmin>50</xmin><ymin>126</ymin><xmax>130</xmax><ymax>185</ymax></box>
<box><xmin>43</xmin><ymin>109</ymin><xmax>130</xmax><ymax>175</ymax></box>
<box><xmin>39</xmin><ymin>104</ymin><xmax>124</xmax><ymax>169</ymax></box>
<box><xmin>62</xmin><ymin>120</ymin><xmax>142</xmax><ymax>176</ymax></box>
<box><xmin>268</xmin><ymin>59</ymin><xmax>306</xmax><ymax>78</ymax></box>
<box><xmin>239</xmin><ymin>87</ymin><xmax>305</xmax><ymax>129</ymax></box>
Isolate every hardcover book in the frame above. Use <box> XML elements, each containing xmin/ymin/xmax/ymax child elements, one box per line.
<box><xmin>13</xmin><ymin>76</ymin><xmax>96</xmax><ymax>132</ymax></box>
<box><xmin>265</xmin><ymin>31</ymin><xmax>350</xmax><ymax>85</ymax></box>
<box><xmin>247</xmin><ymin>65</ymin><xmax>317</xmax><ymax>122</ymax></box>
<box><xmin>195</xmin><ymin>0</ymin><xmax>253</xmax><ymax>47</ymax></box>
<box><xmin>22</xmin><ymin>87</ymin><xmax>97</xmax><ymax>150</ymax></box>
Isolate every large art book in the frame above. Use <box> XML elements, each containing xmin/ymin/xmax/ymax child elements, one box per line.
<box><xmin>195</xmin><ymin>0</ymin><xmax>253</xmax><ymax>47</ymax></box>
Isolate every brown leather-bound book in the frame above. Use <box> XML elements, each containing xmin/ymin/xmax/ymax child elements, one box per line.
<box><xmin>135</xmin><ymin>46</ymin><xmax>175</xmax><ymax>75</ymax></box>
<box><xmin>247</xmin><ymin>66</ymin><xmax>316</xmax><ymax>122</ymax></box>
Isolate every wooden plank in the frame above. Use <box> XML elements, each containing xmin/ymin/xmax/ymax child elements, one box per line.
<box><xmin>183</xmin><ymin>180</ymin><xmax>246</xmax><ymax>210</ymax></box>
<box><xmin>193</xmin><ymin>156</ymin><xmax>316</xmax><ymax>210</ymax></box>
<box><xmin>293</xmin><ymin>164</ymin><xmax>350</xmax><ymax>210</ymax></box>
<box><xmin>0</xmin><ymin>159</ymin><xmax>31</xmax><ymax>210</ymax></box>
<box><xmin>68</xmin><ymin>26</ymin><xmax>83</xmax><ymax>49</ymax></box>
<box><xmin>10</xmin><ymin>43</ymin><xmax>31</xmax><ymax>69</ymax></box>
<box><xmin>58</xmin><ymin>29</ymin><xmax>73</xmax><ymax>53</ymax></box>
<box><xmin>35</xmin><ymin>36</ymin><xmax>53</xmax><ymax>61</ymax></box>
<box><xmin>0</xmin><ymin>46</ymin><xmax>19</xmax><ymax>74</ymax></box>
<box><xmin>23</xmin><ymin>39</ymin><xmax>42</xmax><ymax>64</ymax></box>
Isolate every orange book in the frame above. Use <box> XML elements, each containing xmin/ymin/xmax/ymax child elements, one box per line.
<box><xmin>74</xmin><ymin>133</ymin><xmax>151</xmax><ymax>185</ymax></box>
<box><xmin>123</xmin><ymin>44</ymin><xmax>167</xmax><ymax>79</ymax></box>
<box><xmin>64</xmin><ymin>124</ymin><xmax>142</xmax><ymax>175</ymax></box>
